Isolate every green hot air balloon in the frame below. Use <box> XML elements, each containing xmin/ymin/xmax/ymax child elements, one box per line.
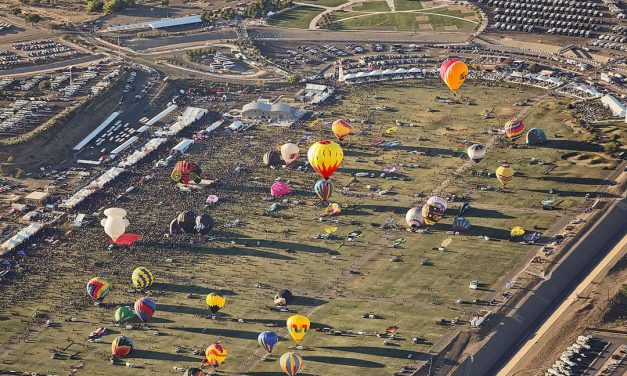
<box><xmin>115</xmin><ymin>306</ymin><xmax>134</xmax><ymax>324</ymax></box>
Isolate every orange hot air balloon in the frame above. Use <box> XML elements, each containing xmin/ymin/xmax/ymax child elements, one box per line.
<box><xmin>307</xmin><ymin>140</ymin><xmax>343</xmax><ymax>180</ymax></box>
<box><xmin>440</xmin><ymin>59</ymin><xmax>468</xmax><ymax>94</ymax></box>
<box><xmin>331</xmin><ymin>119</ymin><xmax>352</xmax><ymax>140</ymax></box>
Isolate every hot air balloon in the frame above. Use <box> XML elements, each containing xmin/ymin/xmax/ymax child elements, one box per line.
<box><xmin>184</xmin><ymin>368</ymin><xmax>205</xmax><ymax>376</ymax></box>
<box><xmin>526</xmin><ymin>128</ymin><xmax>546</xmax><ymax>145</ymax></box>
<box><xmin>271</xmin><ymin>181</ymin><xmax>292</xmax><ymax>198</ymax></box>
<box><xmin>114</xmin><ymin>306</ymin><xmax>134</xmax><ymax>324</ymax></box>
<box><xmin>101</xmin><ymin>208</ymin><xmax>129</xmax><ymax>242</ymax></box>
<box><xmin>177</xmin><ymin>211</ymin><xmax>197</xmax><ymax>233</ymax></box>
<box><xmin>263</xmin><ymin>150</ymin><xmax>282</xmax><ymax>167</ymax></box>
<box><xmin>314</xmin><ymin>179</ymin><xmax>333</xmax><ymax>201</ymax></box>
<box><xmin>280</xmin><ymin>352</ymin><xmax>303</xmax><ymax>376</ymax></box>
<box><xmin>206</xmin><ymin>293</ymin><xmax>225</xmax><ymax>314</ymax></box>
<box><xmin>307</xmin><ymin>140</ymin><xmax>343</xmax><ymax>180</ymax></box>
<box><xmin>467</xmin><ymin>144</ymin><xmax>486</xmax><ymax>163</ymax></box>
<box><xmin>440</xmin><ymin>59</ymin><xmax>468</xmax><ymax>94</ymax></box>
<box><xmin>280</xmin><ymin>143</ymin><xmax>299</xmax><ymax>165</ymax></box>
<box><xmin>171</xmin><ymin>161</ymin><xmax>202</xmax><ymax>184</ymax></box>
<box><xmin>286</xmin><ymin>314</ymin><xmax>310</xmax><ymax>345</ymax></box>
<box><xmin>258</xmin><ymin>331</ymin><xmax>279</xmax><ymax>354</ymax></box>
<box><xmin>427</xmin><ymin>195</ymin><xmax>448</xmax><ymax>212</ymax></box>
<box><xmin>510</xmin><ymin>226</ymin><xmax>525</xmax><ymax>238</ymax></box>
<box><xmin>134</xmin><ymin>297</ymin><xmax>156</xmax><ymax>322</ymax></box>
<box><xmin>421</xmin><ymin>203</ymin><xmax>443</xmax><ymax>225</ymax></box>
<box><xmin>504</xmin><ymin>120</ymin><xmax>525</xmax><ymax>141</ymax></box>
<box><xmin>205</xmin><ymin>343</ymin><xmax>227</xmax><ymax>368</ymax></box>
<box><xmin>131</xmin><ymin>267</ymin><xmax>154</xmax><ymax>289</ymax></box>
<box><xmin>496</xmin><ymin>164</ymin><xmax>514</xmax><ymax>187</ymax></box>
<box><xmin>331</xmin><ymin>119</ymin><xmax>352</xmax><ymax>140</ymax></box>
<box><xmin>274</xmin><ymin>289</ymin><xmax>293</xmax><ymax>306</ymax></box>
<box><xmin>86</xmin><ymin>277</ymin><xmax>110</xmax><ymax>301</ymax></box>
<box><xmin>325</xmin><ymin>202</ymin><xmax>341</xmax><ymax>216</ymax></box>
<box><xmin>405</xmin><ymin>208</ymin><xmax>424</xmax><ymax>228</ymax></box>
<box><xmin>452</xmin><ymin>217</ymin><xmax>471</xmax><ymax>231</ymax></box>
<box><xmin>194</xmin><ymin>214</ymin><xmax>214</xmax><ymax>235</ymax></box>
<box><xmin>111</xmin><ymin>336</ymin><xmax>134</xmax><ymax>357</ymax></box>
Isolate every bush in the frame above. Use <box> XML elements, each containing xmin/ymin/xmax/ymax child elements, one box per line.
<box><xmin>85</xmin><ymin>0</ymin><xmax>104</xmax><ymax>12</ymax></box>
<box><xmin>604</xmin><ymin>141</ymin><xmax>619</xmax><ymax>154</ymax></box>
<box><xmin>24</xmin><ymin>13</ymin><xmax>42</xmax><ymax>24</ymax></box>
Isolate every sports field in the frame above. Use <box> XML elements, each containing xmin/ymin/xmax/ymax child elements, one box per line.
<box><xmin>0</xmin><ymin>80</ymin><xmax>618</xmax><ymax>375</ymax></box>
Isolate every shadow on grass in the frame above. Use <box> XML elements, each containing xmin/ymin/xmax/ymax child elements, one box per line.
<box><xmin>391</xmin><ymin>145</ymin><xmax>458</xmax><ymax>156</ymax></box>
<box><xmin>292</xmin><ymin>295</ymin><xmax>328</xmax><ymax>307</ymax></box>
<box><xmin>141</xmin><ymin>242</ymin><xmax>296</xmax><ymax>261</ymax></box>
<box><xmin>151</xmin><ymin>283</ymin><xmax>237</xmax><ymax>296</ymax></box>
<box><xmin>240</xmin><ymin>239</ymin><xmax>332</xmax><ymax>254</ymax></box>
<box><xmin>542</xmin><ymin>139</ymin><xmax>603</xmax><ymax>152</ymax></box>
<box><xmin>520</xmin><ymin>188</ymin><xmax>621</xmax><ymax>199</ymax></box>
<box><xmin>158</xmin><ymin>303</ymin><xmax>217</xmax><ymax>316</ymax></box>
<box><xmin>320</xmin><ymin>346</ymin><xmax>430</xmax><ymax>360</ymax></box>
<box><xmin>534</xmin><ymin>176</ymin><xmax>613</xmax><ymax>185</ymax></box>
<box><xmin>303</xmin><ymin>355</ymin><xmax>385</xmax><ymax>368</ymax></box>
<box><xmin>464</xmin><ymin>207</ymin><xmax>514</xmax><ymax>219</ymax></box>
<box><xmin>360</xmin><ymin>204</ymin><xmax>408</xmax><ymax>214</ymax></box>
<box><xmin>464</xmin><ymin>225</ymin><xmax>511</xmax><ymax>240</ymax></box>
<box><xmin>172</xmin><ymin>327</ymin><xmax>260</xmax><ymax>340</ymax></box>
<box><xmin>131</xmin><ymin>349</ymin><xmax>199</xmax><ymax>362</ymax></box>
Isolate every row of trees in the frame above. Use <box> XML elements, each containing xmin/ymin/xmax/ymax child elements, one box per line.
<box><xmin>185</xmin><ymin>47</ymin><xmax>217</xmax><ymax>63</ymax></box>
<box><xmin>318</xmin><ymin>13</ymin><xmax>338</xmax><ymax>30</ymax></box>
<box><xmin>201</xmin><ymin>0</ymin><xmax>294</xmax><ymax>21</ymax></box>
<box><xmin>85</xmin><ymin>0</ymin><xmax>135</xmax><ymax>14</ymax></box>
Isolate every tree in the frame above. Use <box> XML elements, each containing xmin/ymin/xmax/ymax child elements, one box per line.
<box><xmin>103</xmin><ymin>0</ymin><xmax>129</xmax><ymax>14</ymax></box>
<box><xmin>38</xmin><ymin>80</ymin><xmax>51</xmax><ymax>91</ymax></box>
<box><xmin>604</xmin><ymin>141</ymin><xmax>619</xmax><ymax>154</ymax></box>
<box><xmin>161</xmin><ymin>0</ymin><xmax>169</xmax><ymax>5</ymax></box>
<box><xmin>287</xmin><ymin>74</ymin><xmax>301</xmax><ymax>85</ymax></box>
<box><xmin>24</xmin><ymin>13</ymin><xmax>42</xmax><ymax>25</ymax></box>
<box><xmin>85</xmin><ymin>0</ymin><xmax>104</xmax><ymax>12</ymax></box>
<box><xmin>11</xmin><ymin>7</ymin><xmax>21</xmax><ymax>15</ymax></box>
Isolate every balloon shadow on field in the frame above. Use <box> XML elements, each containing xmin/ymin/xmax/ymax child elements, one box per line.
<box><xmin>520</xmin><ymin>188</ymin><xmax>620</xmax><ymax>199</ymax></box>
<box><xmin>320</xmin><ymin>346</ymin><xmax>430</xmax><ymax>361</ymax></box>
<box><xmin>172</xmin><ymin>327</ymin><xmax>259</xmax><ymax>340</ymax></box>
<box><xmin>142</xmin><ymin>242</ymin><xmax>296</xmax><ymax>261</ymax></box>
<box><xmin>292</xmin><ymin>295</ymin><xmax>328</xmax><ymax>307</ymax></box>
<box><xmin>533</xmin><ymin>176</ymin><xmax>613</xmax><ymax>186</ymax></box>
<box><xmin>303</xmin><ymin>355</ymin><xmax>385</xmax><ymax>368</ymax></box>
<box><xmin>464</xmin><ymin>207</ymin><xmax>514</xmax><ymax>219</ymax></box>
<box><xmin>360</xmin><ymin>204</ymin><xmax>410</xmax><ymax>214</ymax></box>
<box><xmin>239</xmin><ymin>239</ymin><xmax>332</xmax><ymax>254</ymax></box>
<box><xmin>541</xmin><ymin>140</ymin><xmax>603</xmax><ymax>152</ymax></box>
<box><xmin>131</xmin><ymin>350</ymin><xmax>199</xmax><ymax>362</ymax></box>
<box><xmin>464</xmin><ymin>225</ymin><xmax>511</xmax><ymax>240</ymax></box>
<box><xmin>151</xmin><ymin>283</ymin><xmax>237</xmax><ymax>296</ymax></box>
<box><xmin>158</xmin><ymin>303</ymin><xmax>219</xmax><ymax>316</ymax></box>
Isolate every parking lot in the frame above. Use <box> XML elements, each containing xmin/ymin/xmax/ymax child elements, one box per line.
<box><xmin>0</xmin><ymin>38</ymin><xmax>85</xmax><ymax>70</ymax></box>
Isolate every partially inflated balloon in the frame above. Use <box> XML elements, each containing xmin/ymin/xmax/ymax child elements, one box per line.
<box><xmin>258</xmin><ymin>331</ymin><xmax>279</xmax><ymax>354</ymax></box>
<box><xmin>263</xmin><ymin>150</ymin><xmax>282</xmax><ymax>167</ymax></box>
<box><xmin>114</xmin><ymin>306</ymin><xmax>134</xmax><ymax>324</ymax></box>
<box><xmin>452</xmin><ymin>217</ymin><xmax>471</xmax><ymax>231</ymax></box>
<box><xmin>134</xmin><ymin>297</ymin><xmax>156</xmax><ymax>322</ymax></box>
<box><xmin>206</xmin><ymin>293</ymin><xmax>225</xmax><ymax>314</ymax></box>
<box><xmin>496</xmin><ymin>164</ymin><xmax>514</xmax><ymax>187</ymax></box>
<box><xmin>184</xmin><ymin>368</ymin><xmax>205</xmax><ymax>376</ymax></box>
<box><xmin>405</xmin><ymin>208</ymin><xmax>424</xmax><ymax>228</ymax></box>
<box><xmin>177</xmin><ymin>211</ymin><xmax>196</xmax><ymax>233</ymax></box>
<box><xmin>271</xmin><ymin>182</ymin><xmax>291</xmax><ymax>198</ymax></box>
<box><xmin>280</xmin><ymin>143</ymin><xmax>299</xmax><ymax>165</ymax></box>
<box><xmin>205</xmin><ymin>343</ymin><xmax>227</xmax><ymax>367</ymax></box>
<box><xmin>331</xmin><ymin>119</ymin><xmax>352</xmax><ymax>140</ymax></box>
<box><xmin>132</xmin><ymin>267</ymin><xmax>154</xmax><ymax>289</ymax></box>
<box><xmin>440</xmin><ymin>59</ymin><xmax>468</xmax><ymax>94</ymax></box>
<box><xmin>280</xmin><ymin>352</ymin><xmax>303</xmax><ymax>376</ymax></box>
<box><xmin>86</xmin><ymin>277</ymin><xmax>110</xmax><ymax>301</ymax></box>
<box><xmin>195</xmin><ymin>214</ymin><xmax>214</xmax><ymax>235</ymax></box>
<box><xmin>286</xmin><ymin>314</ymin><xmax>310</xmax><ymax>345</ymax></box>
<box><xmin>510</xmin><ymin>226</ymin><xmax>525</xmax><ymax>238</ymax></box>
<box><xmin>111</xmin><ymin>336</ymin><xmax>133</xmax><ymax>357</ymax></box>
<box><xmin>504</xmin><ymin>120</ymin><xmax>525</xmax><ymax>141</ymax></box>
<box><xmin>427</xmin><ymin>195</ymin><xmax>447</xmax><ymax>212</ymax></box>
<box><xmin>308</xmin><ymin>140</ymin><xmax>343</xmax><ymax>180</ymax></box>
<box><xmin>171</xmin><ymin>161</ymin><xmax>202</xmax><ymax>184</ymax></box>
<box><xmin>526</xmin><ymin>128</ymin><xmax>546</xmax><ymax>145</ymax></box>
<box><xmin>467</xmin><ymin>144</ymin><xmax>486</xmax><ymax>163</ymax></box>
<box><xmin>421</xmin><ymin>204</ymin><xmax>443</xmax><ymax>225</ymax></box>
<box><xmin>314</xmin><ymin>179</ymin><xmax>334</xmax><ymax>201</ymax></box>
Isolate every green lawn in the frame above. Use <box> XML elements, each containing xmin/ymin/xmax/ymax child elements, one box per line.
<box><xmin>427</xmin><ymin>14</ymin><xmax>478</xmax><ymax>31</ymax></box>
<box><xmin>299</xmin><ymin>0</ymin><xmax>349</xmax><ymax>7</ymax></box>
<box><xmin>337</xmin><ymin>10</ymin><xmax>478</xmax><ymax>30</ymax></box>
<box><xmin>267</xmin><ymin>5</ymin><xmax>323</xmax><ymax>29</ymax></box>
<box><xmin>350</xmin><ymin>1</ymin><xmax>390</xmax><ymax>12</ymax></box>
<box><xmin>394</xmin><ymin>0</ymin><xmax>423</xmax><ymax>11</ymax></box>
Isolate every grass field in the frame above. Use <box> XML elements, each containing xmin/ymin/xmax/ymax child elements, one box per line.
<box><xmin>0</xmin><ymin>80</ymin><xmax>618</xmax><ymax>376</ymax></box>
<box><xmin>267</xmin><ymin>6</ymin><xmax>323</xmax><ymax>29</ymax></box>
<box><xmin>394</xmin><ymin>0</ymin><xmax>423</xmax><ymax>11</ymax></box>
<box><xmin>299</xmin><ymin>0</ymin><xmax>349</xmax><ymax>7</ymax></box>
<box><xmin>350</xmin><ymin>1</ymin><xmax>390</xmax><ymax>12</ymax></box>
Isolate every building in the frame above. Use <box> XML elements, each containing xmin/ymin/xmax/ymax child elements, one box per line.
<box><xmin>600</xmin><ymin>95</ymin><xmax>626</xmax><ymax>118</ymax></box>
<box><xmin>172</xmin><ymin>138</ymin><xmax>194</xmax><ymax>154</ymax></box>
<box><xmin>107</xmin><ymin>15</ymin><xmax>202</xmax><ymax>32</ymax></box>
<box><xmin>295</xmin><ymin>84</ymin><xmax>335</xmax><ymax>105</ymax></box>
<box><xmin>241</xmin><ymin>100</ymin><xmax>294</xmax><ymax>120</ymax></box>
<box><xmin>24</xmin><ymin>191</ymin><xmax>49</xmax><ymax>205</ymax></box>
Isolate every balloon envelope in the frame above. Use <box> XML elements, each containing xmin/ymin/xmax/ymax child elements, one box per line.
<box><xmin>427</xmin><ymin>195</ymin><xmax>448</xmax><ymax>212</ymax></box>
<box><xmin>286</xmin><ymin>314</ymin><xmax>310</xmax><ymax>345</ymax></box>
<box><xmin>405</xmin><ymin>208</ymin><xmax>424</xmax><ymax>228</ymax></box>
<box><xmin>171</xmin><ymin>161</ymin><xmax>202</xmax><ymax>184</ymax></box>
<box><xmin>526</xmin><ymin>128</ymin><xmax>547</xmax><ymax>145</ymax></box>
<box><xmin>101</xmin><ymin>207</ymin><xmax>129</xmax><ymax>242</ymax></box>
<box><xmin>206</xmin><ymin>293</ymin><xmax>225</xmax><ymax>314</ymax></box>
<box><xmin>134</xmin><ymin>297</ymin><xmax>156</xmax><ymax>322</ymax></box>
<box><xmin>511</xmin><ymin>226</ymin><xmax>526</xmax><ymax>237</ymax></box>
<box><xmin>421</xmin><ymin>204</ymin><xmax>443</xmax><ymax>225</ymax></box>
<box><xmin>280</xmin><ymin>352</ymin><xmax>303</xmax><ymax>376</ymax></box>
<box><xmin>86</xmin><ymin>277</ymin><xmax>110</xmax><ymax>301</ymax></box>
<box><xmin>258</xmin><ymin>331</ymin><xmax>279</xmax><ymax>353</ymax></box>
<box><xmin>177</xmin><ymin>211</ymin><xmax>197</xmax><ymax>233</ymax></box>
<box><xmin>441</xmin><ymin>59</ymin><xmax>468</xmax><ymax>94</ymax></box>
<box><xmin>280</xmin><ymin>143</ymin><xmax>299</xmax><ymax>165</ymax></box>
<box><xmin>263</xmin><ymin>150</ymin><xmax>282</xmax><ymax>167</ymax></box>
<box><xmin>111</xmin><ymin>336</ymin><xmax>134</xmax><ymax>357</ymax></box>
<box><xmin>271</xmin><ymin>181</ymin><xmax>291</xmax><ymax>198</ymax></box>
<box><xmin>115</xmin><ymin>306</ymin><xmax>134</xmax><ymax>324</ymax></box>
<box><xmin>504</xmin><ymin>120</ymin><xmax>525</xmax><ymax>141</ymax></box>
<box><xmin>314</xmin><ymin>179</ymin><xmax>334</xmax><ymax>201</ymax></box>
<box><xmin>467</xmin><ymin>144</ymin><xmax>486</xmax><ymax>163</ymax></box>
<box><xmin>205</xmin><ymin>343</ymin><xmax>227</xmax><ymax>367</ymax></box>
<box><xmin>184</xmin><ymin>368</ymin><xmax>205</xmax><ymax>376</ymax></box>
<box><xmin>452</xmin><ymin>217</ymin><xmax>471</xmax><ymax>231</ymax></box>
<box><xmin>496</xmin><ymin>164</ymin><xmax>514</xmax><ymax>187</ymax></box>
<box><xmin>195</xmin><ymin>214</ymin><xmax>214</xmax><ymax>235</ymax></box>
<box><xmin>274</xmin><ymin>289</ymin><xmax>293</xmax><ymax>305</ymax></box>
<box><xmin>307</xmin><ymin>140</ymin><xmax>343</xmax><ymax>180</ymax></box>
<box><xmin>131</xmin><ymin>267</ymin><xmax>154</xmax><ymax>289</ymax></box>
<box><xmin>331</xmin><ymin>119</ymin><xmax>352</xmax><ymax>140</ymax></box>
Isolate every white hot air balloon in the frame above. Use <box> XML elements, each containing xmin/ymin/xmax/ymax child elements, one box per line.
<box><xmin>280</xmin><ymin>143</ymin><xmax>299</xmax><ymax>165</ymax></box>
<box><xmin>467</xmin><ymin>144</ymin><xmax>486</xmax><ymax>163</ymax></box>
<box><xmin>405</xmin><ymin>207</ymin><xmax>424</xmax><ymax>228</ymax></box>
<box><xmin>101</xmin><ymin>208</ymin><xmax>129</xmax><ymax>241</ymax></box>
<box><xmin>427</xmin><ymin>195</ymin><xmax>448</xmax><ymax>212</ymax></box>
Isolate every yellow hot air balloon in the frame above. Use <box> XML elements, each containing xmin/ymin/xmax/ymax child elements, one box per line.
<box><xmin>510</xmin><ymin>226</ymin><xmax>525</xmax><ymax>238</ymax></box>
<box><xmin>206</xmin><ymin>293</ymin><xmax>226</xmax><ymax>314</ymax></box>
<box><xmin>286</xmin><ymin>314</ymin><xmax>310</xmax><ymax>345</ymax></box>
<box><xmin>205</xmin><ymin>343</ymin><xmax>227</xmax><ymax>368</ymax></box>
<box><xmin>331</xmin><ymin>119</ymin><xmax>352</xmax><ymax>140</ymax></box>
<box><xmin>307</xmin><ymin>140</ymin><xmax>343</xmax><ymax>180</ymax></box>
<box><xmin>495</xmin><ymin>164</ymin><xmax>514</xmax><ymax>187</ymax></box>
<box><xmin>440</xmin><ymin>59</ymin><xmax>468</xmax><ymax>94</ymax></box>
<box><xmin>280</xmin><ymin>143</ymin><xmax>299</xmax><ymax>165</ymax></box>
<box><xmin>385</xmin><ymin>126</ymin><xmax>398</xmax><ymax>134</ymax></box>
<box><xmin>324</xmin><ymin>226</ymin><xmax>337</xmax><ymax>234</ymax></box>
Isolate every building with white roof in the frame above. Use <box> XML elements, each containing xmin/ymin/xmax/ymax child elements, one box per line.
<box><xmin>600</xmin><ymin>95</ymin><xmax>626</xmax><ymax>118</ymax></box>
<box><xmin>242</xmin><ymin>100</ymin><xmax>294</xmax><ymax>120</ymax></box>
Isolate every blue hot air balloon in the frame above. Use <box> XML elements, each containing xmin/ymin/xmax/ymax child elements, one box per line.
<box><xmin>257</xmin><ymin>331</ymin><xmax>279</xmax><ymax>354</ymax></box>
<box><xmin>451</xmin><ymin>217</ymin><xmax>471</xmax><ymax>231</ymax></box>
<box><xmin>526</xmin><ymin>128</ymin><xmax>547</xmax><ymax>145</ymax></box>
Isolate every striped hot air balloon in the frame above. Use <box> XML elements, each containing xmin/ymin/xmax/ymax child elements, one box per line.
<box><xmin>280</xmin><ymin>352</ymin><xmax>303</xmax><ymax>376</ymax></box>
<box><xmin>314</xmin><ymin>179</ymin><xmax>334</xmax><ymax>201</ymax></box>
<box><xmin>452</xmin><ymin>217</ymin><xmax>471</xmax><ymax>231</ymax></box>
<box><xmin>86</xmin><ymin>277</ymin><xmax>110</xmax><ymax>301</ymax></box>
<box><xmin>526</xmin><ymin>128</ymin><xmax>547</xmax><ymax>145</ymax></box>
<box><xmin>440</xmin><ymin>59</ymin><xmax>469</xmax><ymax>94</ymax></box>
<box><xmin>131</xmin><ymin>267</ymin><xmax>154</xmax><ymax>289</ymax></box>
<box><xmin>504</xmin><ymin>120</ymin><xmax>525</xmax><ymax>141</ymax></box>
<box><xmin>111</xmin><ymin>336</ymin><xmax>134</xmax><ymax>357</ymax></box>
<box><xmin>134</xmin><ymin>297</ymin><xmax>156</xmax><ymax>322</ymax></box>
<box><xmin>258</xmin><ymin>331</ymin><xmax>279</xmax><ymax>354</ymax></box>
<box><xmin>307</xmin><ymin>140</ymin><xmax>343</xmax><ymax>180</ymax></box>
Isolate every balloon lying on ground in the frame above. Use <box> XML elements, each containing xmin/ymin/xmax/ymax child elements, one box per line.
<box><xmin>86</xmin><ymin>277</ymin><xmax>110</xmax><ymax>301</ymax></box>
<box><xmin>467</xmin><ymin>144</ymin><xmax>486</xmax><ymax>163</ymax></box>
<box><xmin>452</xmin><ymin>217</ymin><xmax>471</xmax><ymax>231</ymax></box>
<box><xmin>184</xmin><ymin>368</ymin><xmax>205</xmax><ymax>376</ymax></box>
<box><xmin>280</xmin><ymin>143</ymin><xmax>299</xmax><ymax>165</ymax></box>
<box><xmin>170</xmin><ymin>211</ymin><xmax>214</xmax><ymax>235</ymax></box>
<box><xmin>405</xmin><ymin>207</ymin><xmax>424</xmax><ymax>228</ymax></box>
<box><xmin>495</xmin><ymin>164</ymin><xmax>514</xmax><ymax>187</ymax></box>
<box><xmin>206</xmin><ymin>293</ymin><xmax>226</xmax><ymax>314</ymax></box>
<box><xmin>504</xmin><ymin>120</ymin><xmax>525</xmax><ymax>141</ymax></box>
<box><xmin>111</xmin><ymin>336</ymin><xmax>134</xmax><ymax>357</ymax></box>
<box><xmin>331</xmin><ymin>119</ymin><xmax>352</xmax><ymax>140</ymax></box>
<box><xmin>171</xmin><ymin>160</ymin><xmax>202</xmax><ymax>184</ymax></box>
<box><xmin>325</xmin><ymin>202</ymin><xmax>342</xmax><ymax>215</ymax></box>
<box><xmin>134</xmin><ymin>297</ymin><xmax>156</xmax><ymax>322</ymax></box>
<box><xmin>258</xmin><ymin>331</ymin><xmax>279</xmax><ymax>353</ymax></box>
<box><xmin>271</xmin><ymin>181</ymin><xmax>292</xmax><ymax>198</ymax></box>
<box><xmin>421</xmin><ymin>203</ymin><xmax>444</xmax><ymax>225</ymax></box>
<box><xmin>427</xmin><ymin>195</ymin><xmax>448</xmax><ymax>212</ymax></box>
<box><xmin>101</xmin><ymin>208</ymin><xmax>129</xmax><ymax>242</ymax></box>
<box><xmin>263</xmin><ymin>150</ymin><xmax>282</xmax><ymax>167</ymax></box>
<box><xmin>195</xmin><ymin>214</ymin><xmax>214</xmax><ymax>235</ymax></box>
<box><xmin>132</xmin><ymin>266</ymin><xmax>154</xmax><ymax>289</ymax></box>
<box><xmin>114</xmin><ymin>306</ymin><xmax>134</xmax><ymax>324</ymax></box>
<box><xmin>314</xmin><ymin>179</ymin><xmax>334</xmax><ymax>201</ymax></box>
<box><xmin>308</xmin><ymin>140</ymin><xmax>343</xmax><ymax>180</ymax></box>
<box><xmin>286</xmin><ymin>314</ymin><xmax>310</xmax><ymax>345</ymax></box>
<box><xmin>440</xmin><ymin>59</ymin><xmax>468</xmax><ymax>94</ymax></box>
<box><xmin>526</xmin><ymin>128</ymin><xmax>547</xmax><ymax>145</ymax></box>
<box><xmin>274</xmin><ymin>289</ymin><xmax>293</xmax><ymax>306</ymax></box>
<box><xmin>205</xmin><ymin>343</ymin><xmax>227</xmax><ymax>367</ymax></box>
<box><xmin>280</xmin><ymin>352</ymin><xmax>304</xmax><ymax>376</ymax></box>
<box><xmin>510</xmin><ymin>226</ymin><xmax>526</xmax><ymax>238</ymax></box>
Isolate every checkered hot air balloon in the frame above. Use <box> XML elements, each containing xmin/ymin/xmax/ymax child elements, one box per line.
<box><xmin>86</xmin><ymin>277</ymin><xmax>110</xmax><ymax>302</ymax></box>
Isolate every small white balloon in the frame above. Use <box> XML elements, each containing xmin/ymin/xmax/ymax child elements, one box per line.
<box><xmin>101</xmin><ymin>208</ymin><xmax>129</xmax><ymax>241</ymax></box>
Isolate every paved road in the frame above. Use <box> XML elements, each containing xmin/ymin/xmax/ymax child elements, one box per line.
<box><xmin>0</xmin><ymin>54</ymin><xmax>105</xmax><ymax>77</ymax></box>
<box><xmin>124</xmin><ymin>30</ymin><xmax>237</xmax><ymax>51</ymax></box>
<box><xmin>452</xmin><ymin>193</ymin><xmax>627</xmax><ymax>376</ymax></box>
